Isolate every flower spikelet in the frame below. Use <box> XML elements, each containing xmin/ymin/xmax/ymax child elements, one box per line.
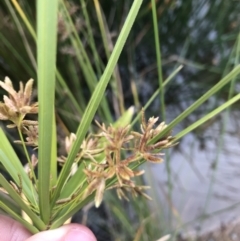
<box><xmin>132</xmin><ymin>109</ymin><xmax>175</xmax><ymax>163</ymax></box>
<box><xmin>14</xmin><ymin>124</ymin><xmax>39</xmax><ymax>148</ymax></box>
<box><xmin>0</xmin><ymin>77</ymin><xmax>38</xmax><ymax>127</ymax></box>
<box><xmin>83</xmin><ymin>110</ymin><xmax>176</xmax><ymax>207</ymax></box>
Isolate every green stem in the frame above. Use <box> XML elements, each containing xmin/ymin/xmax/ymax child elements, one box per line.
<box><xmin>151</xmin><ymin>0</ymin><xmax>165</xmax><ymax>120</ymax></box>
<box><xmin>17</xmin><ymin>127</ymin><xmax>37</xmax><ymax>184</ymax></box>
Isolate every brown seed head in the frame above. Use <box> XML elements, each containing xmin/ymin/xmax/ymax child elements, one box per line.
<box><xmin>0</xmin><ymin>77</ymin><xmax>38</xmax><ymax>127</ymax></box>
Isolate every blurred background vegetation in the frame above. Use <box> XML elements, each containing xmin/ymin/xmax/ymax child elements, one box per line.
<box><xmin>1</xmin><ymin>0</ymin><xmax>240</xmax><ymax>240</ymax></box>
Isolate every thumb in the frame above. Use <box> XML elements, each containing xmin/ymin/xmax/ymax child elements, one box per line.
<box><xmin>26</xmin><ymin>224</ymin><xmax>97</xmax><ymax>241</ymax></box>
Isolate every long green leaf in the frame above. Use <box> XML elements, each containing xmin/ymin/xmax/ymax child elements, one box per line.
<box><xmin>93</xmin><ymin>0</ymin><xmax>125</xmax><ymax>115</ymax></box>
<box><xmin>150</xmin><ymin>65</ymin><xmax>240</xmax><ymax>144</ymax></box>
<box><xmin>37</xmin><ymin>0</ymin><xmax>58</xmax><ymax>223</ymax></box>
<box><xmin>175</xmin><ymin>93</ymin><xmax>240</xmax><ymax>141</ymax></box>
<box><xmin>51</xmin><ymin>0</ymin><xmax>143</xmax><ymax>206</ymax></box>
<box><xmin>151</xmin><ymin>0</ymin><xmax>165</xmax><ymax>120</ymax></box>
<box><xmin>0</xmin><ymin>201</ymin><xmax>39</xmax><ymax>234</ymax></box>
<box><xmin>0</xmin><ymin>174</ymin><xmax>45</xmax><ymax>231</ymax></box>
<box><xmin>0</xmin><ymin>128</ymin><xmax>36</xmax><ymax>204</ymax></box>
<box><xmin>0</xmin><ymin>191</ymin><xmax>20</xmax><ymax>215</ymax></box>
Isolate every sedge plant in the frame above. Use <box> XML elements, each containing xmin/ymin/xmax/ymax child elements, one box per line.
<box><xmin>1</xmin><ymin>0</ymin><xmax>240</xmax><ymax>237</ymax></box>
<box><xmin>0</xmin><ymin>76</ymin><xmax>176</xmax><ymax>233</ymax></box>
<box><xmin>0</xmin><ymin>0</ymin><xmax>177</xmax><ymax>233</ymax></box>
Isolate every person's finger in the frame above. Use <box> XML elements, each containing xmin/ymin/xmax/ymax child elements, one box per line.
<box><xmin>0</xmin><ymin>215</ymin><xmax>31</xmax><ymax>241</ymax></box>
<box><xmin>26</xmin><ymin>224</ymin><xmax>97</xmax><ymax>241</ymax></box>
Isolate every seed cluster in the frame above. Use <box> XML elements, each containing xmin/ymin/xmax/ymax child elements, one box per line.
<box><xmin>0</xmin><ymin>77</ymin><xmax>176</xmax><ymax>209</ymax></box>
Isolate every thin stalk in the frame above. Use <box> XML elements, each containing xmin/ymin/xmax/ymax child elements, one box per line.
<box><xmin>93</xmin><ymin>0</ymin><xmax>111</xmax><ymax>60</ymax></box>
<box><xmin>0</xmin><ymin>32</ymin><xmax>34</xmax><ymax>77</ymax></box>
<box><xmin>228</xmin><ymin>33</ymin><xmax>240</xmax><ymax>104</ymax></box>
<box><xmin>154</xmin><ymin>27</ymin><xmax>172</xmax><ymax>221</ymax></box>
<box><xmin>16</xmin><ymin>128</ymin><xmax>38</xmax><ymax>208</ymax></box>
<box><xmin>93</xmin><ymin>0</ymin><xmax>125</xmax><ymax>115</ymax></box>
<box><xmin>17</xmin><ymin>127</ymin><xmax>37</xmax><ymax>184</ymax></box>
<box><xmin>11</xmin><ymin>0</ymin><xmax>37</xmax><ymax>40</ymax></box>
<box><xmin>0</xmin><ymin>129</ymin><xmax>37</xmax><ymax>204</ymax></box>
<box><xmin>130</xmin><ymin>80</ymin><xmax>141</xmax><ymax>109</ymax></box>
<box><xmin>151</xmin><ymin>0</ymin><xmax>165</xmax><ymax>120</ymax></box>
<box><xmin>80</xmin><ymin>0</ymin><xmax>102</xmax><ymax>76</ymax></box>
<box><xmin>6</xmin><ymin>0</ymin><xmax>37</xmax><ymax>70</ymax></box>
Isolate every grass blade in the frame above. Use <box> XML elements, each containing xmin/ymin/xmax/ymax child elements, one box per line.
<box><xmin>0</xmin><ymin>174</ymin><xmax>45</xmax><ymax>231</ymax></box>
<box><xmin>0</xmin><ymin>128</ymin><xmax>36</xmax><ymax>204</ymax></box>
<box><xmin>37</xmin><ymin>0</ymin><xmax>58</xmax><ymax>223</ymax></box>
<box><xmin>0</xmin><ymin>191</ymin><xmax>21</xmax><ymax>215</ymax></box>
<box><xmin>150</xmin><ymin>65</ymin><xmax>240</xmax><ymax>143</ymax></box>
<box><xmin>0</xmin><ymin>201</ymin><xmax>39</xmax><ymax>234</ymax></box>
<box><xmin>80</xmin><ymin>0</ymin><xmax>102</xmax><ymax>76</ymax></box>
<box><xmin>93</xmin><ymin>0</ymin><xmax>125</xmax><ymax>115</ymax></box>
<box><xmin>151</xmin><ymin>0</ymin><xmax>165</xmax><ymax>119</ymax></box>
<box><xmin>11</xmin><ymin>0</ymin><xmax>37</xmax><ymax>40</ymax></box>
<box><xmin>175</xmin><ymin>94</ymin><xmax>240</xmax><ymax>141</ymax></box>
